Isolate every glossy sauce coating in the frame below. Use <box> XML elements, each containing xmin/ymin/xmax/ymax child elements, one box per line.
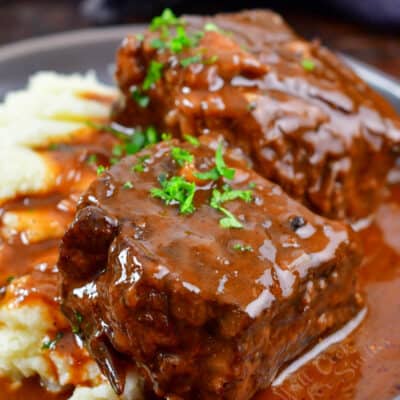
<box><xmin>114</xmin><ymin>10</ymin><xmax>400</xmax><ymax>219</ymax></box>
<box><xmin>59</xmin><ymin>140</ymin><xmax>361</xmax><ymax>399</ymax></box>
<box><xmin>0</xmin><ymin>124</ymin><xmax>118</xmax><ymax>399</ymax></box>
<box><xmin>0</xmin><ymin>139</ymin><xmax>399</xmax><ymax>399</ymax></box>
<box><xmin>0</xmin><ymin>9</ymin><xmax>400</xmax><ymax>396</ymax></box>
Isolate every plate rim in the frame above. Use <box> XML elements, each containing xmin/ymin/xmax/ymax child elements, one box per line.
<box><xmin>0</xmin><ymin>24</ymin><xmax>399</xmax><ymax>104</ymax></box>
<box><xmin>0</xmin><ymin>25</ymin><xmax>146</xmax><ymax>63</ymax></box>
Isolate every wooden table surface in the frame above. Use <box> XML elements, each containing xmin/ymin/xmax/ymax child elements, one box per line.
<box><xmin>0</xmin><ymin>0</ymin><xmax>399</xmax><ymax>79</ymax></box>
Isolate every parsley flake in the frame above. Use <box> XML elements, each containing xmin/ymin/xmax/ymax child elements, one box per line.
<box><xmin>146</xmin><ymin>126</ymin><xmax>158</xmax><ymax>144</ymax></box>
<box><xmin>132</xmin><ymin>155</ymin><xmax>150</xmax><ymax>172</ymax></box>
<box><xmin>204</xmin><ymin>22</ymin><xmax>221</xmax><ymax>32</ymax></box>
<box><xmin>150</xmin><ymin>8</ymin><xmax>184</xmax><ymax>32</ymax></box>
<box><xmin>169</xmin><ymin>26</ymin><xmax>195</xmax><ymax>53</ymax></box>
<box><xmin>195</xmin><ymin>168</ymin><xmax>220</xmax><ymax>181</ymax></box>
<box><xmin>180</xmin><ymin>54</ymin><xmax>202</xmax><ymax>67</ymax></box>
<box><xmin>131</xmin><ymin>87</ymin><xmax>150</xmax><ymax>108</ymax></box>
<box><xmin>135</xmin><ymin>33</ymin><xmax>145</xmax><ymax>42</ymax></box>
<box><xmin>97</xmin><ymin>165</ymin><xmax>106</xmax><ymax>175</ymax></box>
<box><xmin>247</xmin><ymin>102</ymin><xmax>257</xmax><ymax>111</ymax></box>
<box><xmin>232</xmin><ymin>243</ymin><xmax>253</xmax><ymax>252</ymax></box>
<box><xmin>42</xmin><ymin>332</ymin><xmax>64</xmax><ymax>351</ymax></box>
<box><xmin>123</xmin><ymin>181</ymin><xmax>134</xmax><ymax>189</ymax></box>
<box><xmin>161</xmin><ymin>132</ymin><xmax>172</xmax><ymax>141</ymax></box>
<box><xmin>87</xmin><ymin>154</ymin><xmax>98</xmax><ymax>165</ymax></box>
<box><xmin>204</xmin><ymin>55</ymin><xmax>219</xmax><ymax>65</ymax></box>
<box><xmin>123</xmin><ymin>127</ymin><xmax>158</xmax><ymax>155</ymax></box>
<box><xmin>204</xmin><ymin>22</ymin><xmax>231</xmax><ymax>36</ymax></box>
<box><xmin>210</xmin><ymin>186</ymin><xmax>252</xmax><ymax>229</ymax></box>
<box><xmin>301</xmin><ymin>58</ymin><xmax>315</xmax><ymax>72</ymax></box>
<box><xmin>215</xmin><ymin>142</ymin><xmax>235</xmax><ymax>179</ymax></box>
<box><xmin>72</xmin><ymin>312</ymin><xmax>83</xmax><ymax>335</ymax></box>
<box><xmin>151</xmin><ymin>175</ymin><xmax>196</xmax><ymax>214</ymax></box>
<box><xmin>183</xmin><ymin>134</ymin><xmax>200</xmax><ymax>146</ymax></box>
<box><xmin>195</xmin><ymin>142</ymin><xmax>235</xmax><ymax>181</ymax></box>
<box><xmin>112</xmin><ymin>144</ymin><xmax>124</xmax><ymax>157</ymax></box>
<box><xmin>143</xmin><ymin>61</ymin><xmax>164</xmax><ymax>90</ymax></box>
<box><xmin>171</xmin><ymin>147</ymin><xmax>194</xmax><ymax>166</ymax></box>
<box><xmin>150</xmin><ymin>38</ymin><xmax>166</xmax><ymax>49</ymax></box>
<box><xmin>48</xmin><ymin>143</ymin><xmax>59</xmax><ymax>151</ymax></box>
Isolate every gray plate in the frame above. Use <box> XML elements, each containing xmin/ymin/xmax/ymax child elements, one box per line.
<box><xmin>0</xmin><ymin>25</ymin><xmax>400</xmax><ymax>113</ymax></box>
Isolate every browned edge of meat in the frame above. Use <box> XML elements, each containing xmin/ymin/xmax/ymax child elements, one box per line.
<box><xmin>58</xmin><ymin>138</ymin><xmax>363</xmax><ymax>399</ymax></box>
<box><xmin>113</xmin><ymin>9</ymin><xmax>400</xmax><ymax>220</ymax></box>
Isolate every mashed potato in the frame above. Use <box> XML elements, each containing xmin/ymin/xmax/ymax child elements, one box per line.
<box><xmin>0</xmin><ymin>72</ymin><xmax>143</xmax><ymax>399</ymax></box>
<box><xmin>0</xmin><ymin>71</ymin><xmax>117</xmax><ymax>204</ymax></box>
<box><xmin>0</xmin><ymin>278</ymin><xmax>143</xmax><ymax>399</ymax></box>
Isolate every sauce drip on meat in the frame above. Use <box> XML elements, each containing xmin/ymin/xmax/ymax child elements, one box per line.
<box><xmin>1</xmin><ymin>179</ymin><xmax>399</xmax><ymax>400</ymax></box>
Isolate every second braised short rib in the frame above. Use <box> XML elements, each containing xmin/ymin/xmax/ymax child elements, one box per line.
<box><xmin>114</xmin><ymin>10</ymin><xmax>400</xmax><ymax>219</ymax></box>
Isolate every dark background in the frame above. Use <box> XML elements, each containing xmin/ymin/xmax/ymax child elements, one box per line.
<box><xmin>0</xmin><ymin>0</ymin><xmax>399</xmax><ymax>78</ymax></box>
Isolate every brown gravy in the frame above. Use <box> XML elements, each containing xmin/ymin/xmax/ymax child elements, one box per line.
<box><xmin>255</xmin><ymin>189</ymin><xmax>400</xmax><ymax>400</ymax></box>
<box><xmin>0</xmin><ymin>137</ymin><xmax>399</xmax><ymax>399</ymax></box>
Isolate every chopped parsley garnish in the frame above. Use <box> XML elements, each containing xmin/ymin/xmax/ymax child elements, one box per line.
<box><xmin>180</xmin><ymin>54</ymin><xmax>202</xmax><ymax>67</ymax></box>
<box><xmin>48</xmin><ymin>143</ymin><xmax>59</xmax><ymax>151</ymax></box>
<box><xmin>194</xmin><ymin>168</ymin><xmax>220</xmax><ymax>181</ymax></box>
<box><xmin>215</xmin><ymin>143</ymin><xmax>235</xmax><ymax>179</ymax></box>
<box><xmin>171</xmin><ymin>147</ymin><xmax>194</xmax><ymax>166</ymax></box>
<box><xmin>247</xmin><ymin>102</ymin><xmax>257</xmax><ymax>111</ymax></box>
<box><xmin>97</xmin><ymin>165</ymin><xmax>106</xmax><ymax>175</ymax></box>
<box><xmin>204</xmin><ymin>22</ymin><xmax>231</xmax><ymax>36</ymax></box>
<box><xmin>112</xmin><ymin>144</ymin><xmax>124</xmax><ymax>157</ymax></box>
<box><xmin>87</xmin><ymin>154</ymin><xmax>98</xmax><ymax>165</ymax></box>
<box><xmin>123</xmin><ymin>181</ymin><xmax>134</xmax><ymax>189</ymax></box>
<box><xmin>151</xmin><ymin>175</ymin><xmax>196</xmax><ymax>214</ymax></box>
<box><xmin>125</xmin><ymin>132</ymin><xmax>146</xmax><ymax>154</ymax></box>
<box><xmin>149</xmin><ymin>8</ymin><xmax>202</xmax><ymax>56</ymax></box>
<box><xmin>248</xmin><ymin>182</ymin><xmax>257</xmax><ymax>189</ymax></box>
<box><xmin>204</xmin><ymin>22</ymin><xmax>221</xmax><ymax>32</ymax></box>
<box><xmin>126</xmin><ymin>127</ymin><xmax>157</xmax><ymax>153</ymax></box>
<box><xmin>169</xmin><ymin>26</ymin><xmax>197</xmax><ymax>53</ymax></box>
<box><xmin>135</xmin><ymin>33</ymin><xmax>145</xmax><ymax>42</ymax></box>
<box><xmin>161</xmin><ymin>132</ymin><xmax>172</xmax><ymax>141</ymax></box>
<box><xmin>6</xmin><ymin>276</ymin><xmax>14</xmax><ymax>284</ymax></box>
<box><xmin>131</xmin><ymin>87</ymin><xmax>150</xmax><ymax>108</ymax></box>
<box><xmin>232</xmin><ymin>243</ymin><xmax>253</xmax><ymax>252</ymax></box>
<box><xmin>210</xmin><ymin>186</ymin><xmax>252</xmax><ymax>229</ymax></box>
<box><xmin>98</xmin><ymin>125</ymin><xmax>160</xmax><ymax>167</ymax></box>
<box><xmin>301</xmin><ymin>58</ymin><xmax>315</xmax><ymax>72</ymax></box>
<box><xmin>183</xmin><ymin>134</ymin><xmax>200</xmax><ymax>146</ymax></box>
<box><xmin>195</xmin><ymin>142</ymin><xmax>235</xmax><ymax>181</ymax></box>
<box><xmin>195</xmin><ymin>143</ymin><xmax>234</xmax><ymax>180</ymax></box>
<box><xmin>150</xmin><ymin>8</ymin><xmax>184</xmax><ymax>32</ymax></box>
<box><xmin>204</xmin><ymin>55</ymin><xmax>219</xmax><ymax>64</ymax></box>
<box><xmin>145</xmin><ymin>126</ymin><xmax>158</xmax><ymax>144</ymax></box>
<box><xmin>132</xmin><ymin>155</ymin><xmax>150</xmax><ymax>172</ymax></box>
<box><xmin>150</xmin><ymin>38</ymin><xmax>166</xmax><ymax>49</ymax></box>
<box><xmin>75</xmin><ymin>312</ymin><xmax>83</xmax><ymax>324</ymax></box>
<box><xmin>143</xmin><ymin>61</ymin><xmax>164</xmax><ymax>90</ymax></box>
<box><xmin>72</xmin><ymin>312</ymin><xmax>83</xmax><ymax>334</ymax></box>
<box><xmin>42</xmin><ymin>332</ymin><xmax>64</xmax><ymax>350</ymax></box>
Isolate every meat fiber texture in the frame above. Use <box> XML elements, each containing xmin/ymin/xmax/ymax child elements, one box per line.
<box><xmin>113</xmin><ymin>10</ymin><xmax>400</xmax><ymax>220</ymax></box>
<box><xmin>59</xmin><ymin>139</ymin><xmax>363</xmax><ymax>399</ymax></box>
